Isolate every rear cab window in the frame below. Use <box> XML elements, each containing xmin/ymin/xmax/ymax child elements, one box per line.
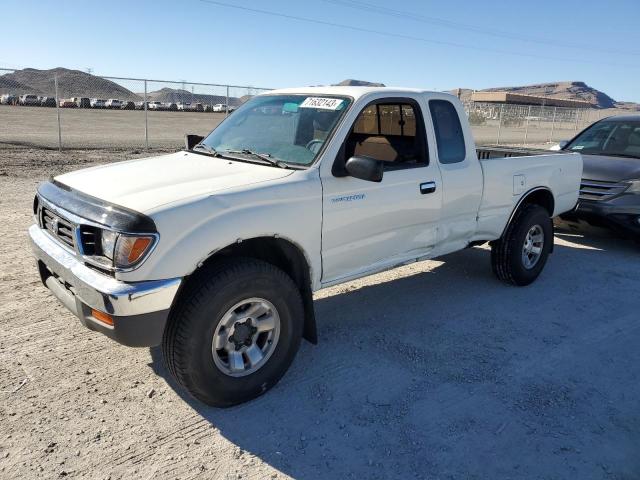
<box><xmin>429</xmin><ymin>100</ymin><xmax>466</xmax><ymax>164</ymax></box>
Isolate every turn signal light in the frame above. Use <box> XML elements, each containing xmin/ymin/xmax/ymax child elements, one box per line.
<box><xmin>114</xmin><ymin>235</ymin><xmax>155</xmax><ymax>268</ymax></box>
<box><xmin>128</xmin><ymin>237</ymin><xmax>153</xmax><ymax>263</ymax></box>
<box><xmin>91</xmin><ymin>309</ymin><xmax>114</xmax><ymax>327</ymax></box>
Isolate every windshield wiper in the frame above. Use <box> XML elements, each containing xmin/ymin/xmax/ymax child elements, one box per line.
<box><xmin>192</xmin><ymin>143</ymin><xmax>220</xmax><ymax>156</ymax></box>
<box><xmin>225</xmin><ymin>149</ymin><xmax>290</xmax><ymax>169</ymax></box>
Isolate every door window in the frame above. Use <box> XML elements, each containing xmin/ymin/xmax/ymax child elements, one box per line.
<box><xmin>346</xmin><ymin>100</ymin><xmax>427</xmax><ymax>169</ymax></box>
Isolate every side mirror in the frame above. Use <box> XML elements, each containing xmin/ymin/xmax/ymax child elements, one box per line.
<box><xmin>185</xmin><ymin>134</ymin><xmax>204</xmax><ymax>151</ymax></box>
<box><xmin>558</xmin><ymin>140</ymin><xmax>569</xmax><ymax>149</ymax></box>
<box><xmin>345</xmin><ymin>156</ymin><xmax>383</xmax><ymax>182</ymax></box>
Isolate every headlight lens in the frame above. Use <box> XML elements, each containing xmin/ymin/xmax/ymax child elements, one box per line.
<box><xmin>626</xmin><ymin>179</ymin><xmax>640</xmax><ymax>194</ymax></box>
<box><xmin>113</xmin><ymin>234</ymin><xmax>156</xmax><ymax>268</ymax></box>
<box><xmin>101</xmin><ymin>230</ymin><xmax>118</xmax><ymax>259</ymax></box>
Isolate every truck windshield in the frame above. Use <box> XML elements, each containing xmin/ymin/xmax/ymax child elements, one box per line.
<box><xmin>201</xmin><ymin>94</ymin><xmax>352</xmax><ymax>166</ymax></box>
<box><xmin>565</xmin><ymin>119</ymin><xmax>640</xmax><ymax>159</ymax></box>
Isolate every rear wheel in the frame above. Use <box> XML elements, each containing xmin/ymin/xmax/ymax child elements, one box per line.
<box><xmin>491</xmin><ymin>204</ymin><xmax>553</xmax><ymax>286</ymax></box>
<box><xmin>162</xmin><ymin>258</ymin><xmax>304</xmax><ymax>407</ymax></box>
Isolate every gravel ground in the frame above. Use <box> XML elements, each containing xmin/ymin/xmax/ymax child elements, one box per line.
<box><xmin>1</xmin><ymin>147</ymin><xmax>639</xmax><ymax>480</ymax></box>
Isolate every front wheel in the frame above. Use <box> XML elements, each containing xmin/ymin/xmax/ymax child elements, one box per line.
<box><xmin>162</xmin><ymin>258</ymin><xmax>304</xmax><ymax>407</ymax></box>
<box><xmin>491</xmin><ymin>204</ymin><xmax>554</xmax><ymax>286</ymax></box>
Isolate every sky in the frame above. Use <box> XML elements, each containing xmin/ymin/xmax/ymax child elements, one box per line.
<box><xmin>2</xmin><ymin>0</ymin><xmax>639</xmax><ymax>102</ymax></box>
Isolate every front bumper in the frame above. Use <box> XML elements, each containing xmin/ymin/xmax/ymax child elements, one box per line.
<box><xmin>564</xmin><ymin>196</ymin><xmax>640</xmax><ymax>237</ymax></box>
<box><xmin>29</xmin><ymin>224</ymin><xmax>181</xmax><ymax>347</ymax></box>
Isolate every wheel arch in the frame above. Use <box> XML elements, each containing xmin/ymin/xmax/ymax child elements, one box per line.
<box><xmin>178</xmin><ymin>236</ymin><xmax>317</xmax><ymax>344</ymax></box>
<box><xmin>500</xmin><ymin>187</ymin><xmax>555</xmax><ymax>251</ymax></box>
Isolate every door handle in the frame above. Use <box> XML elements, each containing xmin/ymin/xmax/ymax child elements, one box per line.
<box><xmin>420</xmin><ymin>181</ymin><xmax>436</xmax><ymax>194</ymax></box>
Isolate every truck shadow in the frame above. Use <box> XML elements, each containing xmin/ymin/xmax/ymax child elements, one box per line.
<box><xmin>149</xmin><ymin>233</ymin><xmax>638</xmax><ymax>479</ymax></box>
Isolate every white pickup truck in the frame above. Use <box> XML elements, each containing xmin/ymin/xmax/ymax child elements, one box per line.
<box><xmin>29</xmin><ymin>87</ymin><xmax>582</xmax><ymax>406</ymax></box>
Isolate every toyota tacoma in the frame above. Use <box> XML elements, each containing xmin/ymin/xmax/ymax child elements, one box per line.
<box><xmin>29</xmin><ymin>87</ymin><xmax>582</xmax><ymax>406</ymax></box>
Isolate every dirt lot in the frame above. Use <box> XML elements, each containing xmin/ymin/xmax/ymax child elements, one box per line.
<box><xmin>1</xmin><ymin>147</ymin><xmax>639</xmax><ymax>480</ymax></box>
<box><xmin>0</xmin><ymin>105</ymin><xmax>227</xmax><ymax>150</ymax></box>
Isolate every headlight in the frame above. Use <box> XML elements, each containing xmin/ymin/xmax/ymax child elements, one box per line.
<box><xmin>113</xmin><ymin>234</ymin><xmax>156</xmax><ymax>268</ymax></box>
<box><xmin>626</xmin><ymin>179</ymin><xmax>640</xmax><ymax>194</ymax></box>
<box><xmin>98</xmin><ymin>230</ymin><xmax>156</xmax><ymax>269</ymax></box>
<box><xmin>101</xmin><ymin>230</ymin><xmax>118</xmax><ymax>259</ymax></box>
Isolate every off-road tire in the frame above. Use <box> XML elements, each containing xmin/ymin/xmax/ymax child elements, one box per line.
<box><xmin>162</xmin><ymin>258</ymin><xmax>304</xmax><ymax>407</ymax></box>
<box><xmin>491</xmin><ymin>204</ymin><xmax>553</xmax><ymax>286</ymax></box>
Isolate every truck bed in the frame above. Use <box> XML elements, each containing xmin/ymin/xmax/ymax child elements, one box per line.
<box><xmin>472</xmin><ymin>148</ymin><xmax>583</xmax><ymax>241</ymax></box>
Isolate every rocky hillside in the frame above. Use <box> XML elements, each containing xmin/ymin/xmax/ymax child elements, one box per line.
<box><xmin>334</xmin><ymin>79</ymin><xmax>386</xmax><ymax>87</ymax></box>
<box><xmin>483</xmin><ymin>81</ymin><xmax>616</xmax><ymax>108</ymax></box>
<box><xmin>0</xmin><ymin>68</ymin><xmax>140</xmax><ymax>100</ymax></box>
<box><xmin>451</xmin><ymin>81</ymin><xmax>639</xmax><ymax>110</ymax></box>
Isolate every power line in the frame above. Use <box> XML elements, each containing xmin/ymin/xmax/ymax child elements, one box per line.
<box><xmin>320</xmin><ymin>0</ymin><xmax>640</xmax><ymax>57</ymax></box>
<box><xmin>199</xmin><ymin>0</ymin><xmax>636</xmax><ymax>69</ymax></box>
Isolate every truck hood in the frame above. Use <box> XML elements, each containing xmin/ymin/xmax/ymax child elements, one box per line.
<box><xmin>581</xmin><ymin>154</ymin><xmax>640</xmax><ymax>183</ymax></box>
<box><xmin>55</xmin><ymin>151</ymin><xmax>294</xmax><ymax>213</ymax></box>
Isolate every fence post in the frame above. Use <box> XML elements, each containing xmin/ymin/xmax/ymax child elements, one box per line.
<box><xmin>53</xmin><ymin>74</ymin><xmax>62</xmax><ymax>151</ymax></box>
<box><xmin>496</xmin><ymin>104</ymin><xmax>504</xmax><ymax>145</ymax></box>
<box><xmin>549</xmin><ymin>106</ymin><xmax>557</xmax><ymax>143</ymax></box>
<box><xmin>144</xmin><ymin>80</ymin><xmax>149</xmax><ymax>150</ymax></box>
<box><xmin>523</xmin><ymin>105</ymin><xmax>531</xmax><ymax>146</ymax></box>
<box><xmin>226</xmin><ymin>86</ymin><xmax>229</xmax><ymax>117</ymax></box>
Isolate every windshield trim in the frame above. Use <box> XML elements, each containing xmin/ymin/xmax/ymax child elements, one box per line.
<box><xmin>201</xmin><ymin>93</ymin><xmax>355</xmax><ymax>169</ymax></box>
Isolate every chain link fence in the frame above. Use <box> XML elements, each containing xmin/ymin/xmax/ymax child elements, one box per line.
<box><xmin>0</xmin><ymin>67</ymin><xmax>622</xmax><ymax>151</ymax></box>
<box><xmin>0</xmin><ymin>68</ymin><xmax>271</xmax><ymax>150</ymax></box>
<box><xmin>464</xmin><ymin>101</ymin><xmax>613</xmax><ymax>147</ymax></box>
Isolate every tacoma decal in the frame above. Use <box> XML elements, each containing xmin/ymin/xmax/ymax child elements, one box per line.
<box><xmin>331</xmin><ymin>193</ymin><xmax>366</xmax><ymax>203</ymax></box>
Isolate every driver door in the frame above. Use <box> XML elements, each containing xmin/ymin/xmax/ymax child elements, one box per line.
<box><xmin>320</xmin><ymin>97</ymin><xmax>442</xmax><ymax>285</ymax></box>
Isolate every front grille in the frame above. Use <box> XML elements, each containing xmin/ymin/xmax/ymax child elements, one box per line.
<box><xmin>41</xmin><ymin>206</ymin><xmax>75</xmax><ymax>249</ymax></box>
<box><xmin>579</xmin><ymin>179</ymin><xmax>628</xmax><ymax>201</ymax></box>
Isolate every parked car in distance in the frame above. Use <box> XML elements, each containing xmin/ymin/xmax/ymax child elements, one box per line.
<box><xmin>105</xmin><ymin>99</ymin><xmax>122</xmax><ymax>109</ymax></box>
<box><xmin>121</xmin><ymin>101</ymin><xmax>135</xmax><ymax>110</ymax></box>
<box><xmin>59</xmin><ymin>99</ymin><xmax>77</xmax><ymax>108</ymax></box>
<box><xmin>19</xmin><ymin>94</ymin><xmax>40</xmax><ymax>106</ymax></box>
<box><xmin>177</xmin><ymin>102</ymin><xmax>192</xmax><ymax>111</ymax></box>
<box><xmin>1</xmin><ymin>93</ymin><xmax>18</xmax><ymax>105</ymax></box>
<box><xmin>75</xmin><ymin>97</ymin><xmax>91</xmax><ymax>108</ymax></box>
<box><xmin>554</xmin><ymin>115</ymin><xmax>640</xmax><ymax>239</ymax></box>
<box><xmin>193</xmin><ymin>102</ymin><xmax>204</xmax><ymax>112</ymax></box>
<box><xmin>29</xmin><ymin>87</ymin><xmax>582</xmax><ymax>407</ymax></box>
<box><xmin>212</xmin><ymin>103</ymin><xmax>229</xmax><ymax>112</ymax></box>
<box><xmin>165</xmin><ymin>102</ymin><xmax>178</xmax><ymax>111</ymax></box>
<box><xmin>135</xmin><ymin>101</ymin><xmax>149</xmax><ymax>110</ymax></box>
<box><xmin>148</xmin><ymin>101</ymin><xmax>164</xmax><ymax>110</ymax></box>
<box><xmin>90</xmin><ymin>98</ymin><xmax>106</xmax><ymax>109</ymax></box>
<box><xmin>40</xmin><ymin>96</ymin><xmax>57</xmax><ymax>107</ymax></box>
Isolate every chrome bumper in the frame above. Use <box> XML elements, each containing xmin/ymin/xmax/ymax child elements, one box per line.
<box><xmin>29</xmin><ymin>224</ymin><xmax>181</xmax><ymax>346</ymax></box>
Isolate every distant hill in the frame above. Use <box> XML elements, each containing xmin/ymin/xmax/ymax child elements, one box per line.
<box><xmin>3</xmin><ymin>69</ymin><xmax>637</xmax><ymax>112</ymax></box>
<box><xmin>483</xmin><ymin>81</ymin><xmax>616</xmax><ymax>108</ymax></box>
<box><xmin>450</xmin><ymin>81</ymin><xmax>639</xmax><ymax>111</ymax></box>
<box><xmin>334</xmin><ymin>79</ymin><xmax>386</xmax><ymax>87</ymax></box>
<box><xmin>145</xmin><ymin>87</ymin><xmax>242</xmax><ymax>106</ymax></box>
<box><xmin>0</xmin><ymin>76</ymin><xmax>33</xmax><ymax>94</ymax></box>
<box><xmin>0</xmin><ymin>68</ymin><xmax>140</xmax><ymax>100</ymax></box>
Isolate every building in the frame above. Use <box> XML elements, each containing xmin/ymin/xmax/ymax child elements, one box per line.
<box><xmin>470</xmin><ymin>91</ymin><xmax>592</xmax><ymax>109</ymax></box>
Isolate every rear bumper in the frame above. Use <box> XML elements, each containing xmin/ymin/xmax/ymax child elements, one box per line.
<box><xmin>564</xmin><ymin>196</ymin><xmax>640</xmax><ymax>236</ymax></box>
<box><xmin>29</xmin><ymin>224</ymin><xmax>181</xmax><ymax>347</ymax></box>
